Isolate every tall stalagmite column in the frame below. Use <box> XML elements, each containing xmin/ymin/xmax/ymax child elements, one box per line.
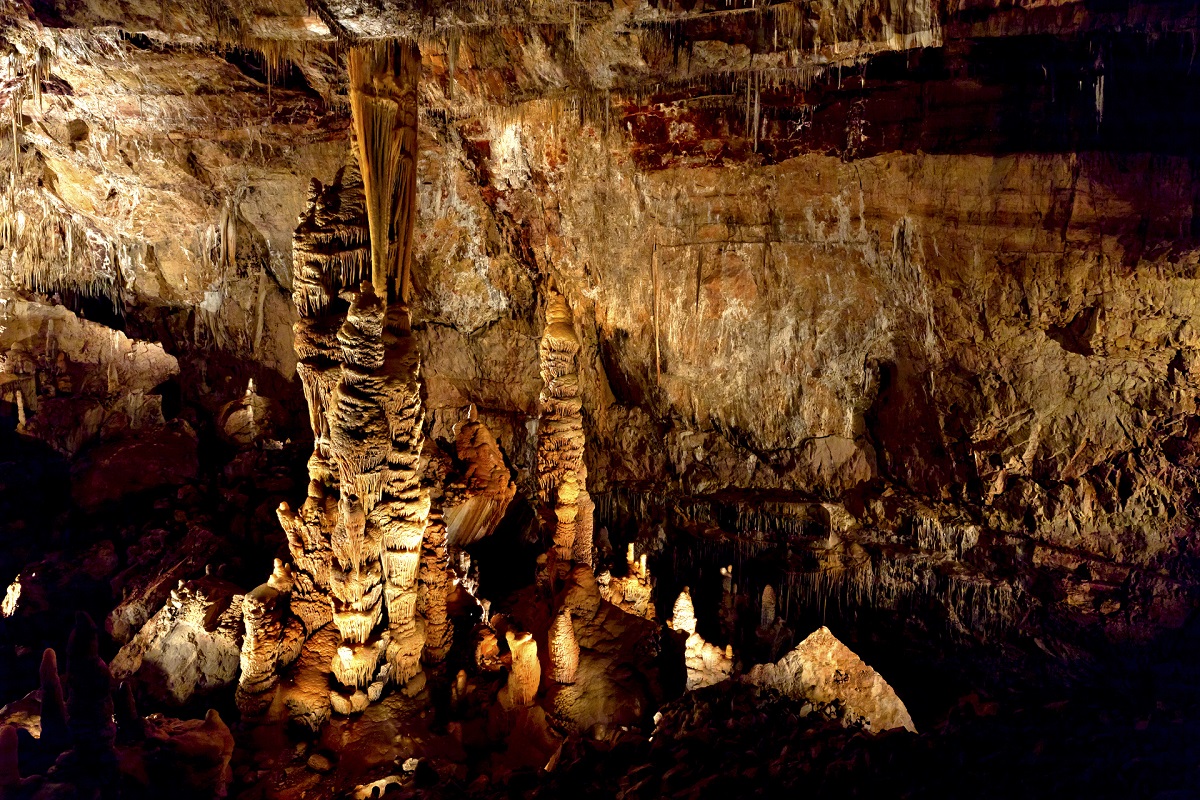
<box><xmin>536</xmin><ymin>294</ymin><xmax>593</xmax><ymax>569</ymax></box>
<box><xmin>237</xmin><ymin>37</ymin><xmax>429</xmax><ymax>722</ymax></box>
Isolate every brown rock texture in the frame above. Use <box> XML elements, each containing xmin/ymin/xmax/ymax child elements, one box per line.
<box><xmin>746</xmin><ymin>625</ymin><xmax>917</xmax><ymax>733</ymax></box>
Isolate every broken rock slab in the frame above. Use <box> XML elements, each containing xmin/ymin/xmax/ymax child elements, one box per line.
<box><xmin>745</xmin><ymin>626</ymin><xmax>916</xmax><ymax>733</ymax></box>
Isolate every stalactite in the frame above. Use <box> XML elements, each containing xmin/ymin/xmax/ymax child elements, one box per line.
<box><xmin>348</xmin><ymin>40</ymin><xmax>420</xmax><ymax>302</ymax></box>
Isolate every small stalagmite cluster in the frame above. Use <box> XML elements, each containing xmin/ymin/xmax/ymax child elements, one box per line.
<box><xmin>599</xmin><ymin>544</ymin><xmax>656</xmax><ymax>619</ymax></box>
<box><xmin>669</xmin><ymin>588</ymin><xmax>733</xmax><ymax>691</ymax></box>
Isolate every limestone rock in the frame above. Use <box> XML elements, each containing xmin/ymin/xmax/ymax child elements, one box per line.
<box><xmin>111</xmin><ymin>576</ymin><xmax>244</xmax><ymax>706</ymax></box>
<box><xmin>745</xmin><ymin>626</ymin><xmax>916</xmax><ymax>733</ymax></box>
<box><xmin>684</xmin><ymin>633</ymin><xmax>734</xmax><ymax>692</ymax></box>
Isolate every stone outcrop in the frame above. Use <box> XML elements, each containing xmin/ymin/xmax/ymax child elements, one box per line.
<box><xmin>746</xmin><ymin>626</ymin><xmax>916</xmax><ymax>733</ymax></box>
<box><xmin>110</xmin><ymin>574</ymin><xmax>244</xmax><ymax>706</ymax></box>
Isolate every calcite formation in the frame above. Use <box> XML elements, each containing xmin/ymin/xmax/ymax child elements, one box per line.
<box><xmin>418</xmin><ymin>509</ymin><xmax>453</xmax><ymax>664</ymax></box>
<box><xmin>536</xmin><ymin>294</ymin><xmax>593</xmax><ymax>569</ymax></box>
<box><xmin>443</xmin><ymin>405</ymin><xmax>517</xmax><ymax>547</ymax></box>
<box><xmin>237</xmin><ymin>149</ymin><xmax>431</xmax><ymax>722</ymax></box>
<box><xmin>684</xmin><ymin>634</ymin><xmax>735</xmax><ymax>692</ymax></box>
<box><xmin>502</xmin><ymin>631</ymin><xmax>541</xmax><ymax>708</ymax></box>
<box><xmin>667</xmin><ymin>588</ymin><xmax>698</xmax><ymax>636</ymax></box>
<box><xmin>547</xmin><ymin>608</ymin><xmax>580</xmax><ymax>685</ymax></box>
<box><xmin>598</xmin><ymin>545</ymin><xmax>656</xmax><ymax>620</ymax></box>
<box><xmin>746</xmin><ymin>626</ymin><xmax>916</xmax><ymax>733</ymax></box>
<box><xmin>111</xmin><ymin>574</ymin><xmax>244</xmax><ymax>705</ymax></box>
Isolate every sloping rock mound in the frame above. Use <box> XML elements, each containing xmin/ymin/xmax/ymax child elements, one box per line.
<box><xmin>745</xmin><ymin>626</ymin><xmax>916</xmax><ymax>733</ymax></box>
<box><xmin>110</xmin><ymin>576</ymin><xmax>243</xmax><ymax>706</ymax></box>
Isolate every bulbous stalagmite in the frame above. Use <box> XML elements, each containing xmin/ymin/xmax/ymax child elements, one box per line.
<box><xmin>547</xmin><ymin>609</ymin><xmax>579</xmax><ymax>684</ymax></box>
<box><xmin>503</xmin><ymin>631</ymin><xmax>540</xmax><ymax>707</ymax></box>
<box><xmin>668</xmin><ymin>588</ymin><xmax>697</xmax><ymax>636</ymax></box>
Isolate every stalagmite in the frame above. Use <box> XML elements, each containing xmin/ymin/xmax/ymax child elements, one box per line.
<box><xmin>236</xmin><ymin>561</ymin><xmax>292</xmax><ymax>715</ymax></box>
<box><xmin>443</xmin><ymin>405</ymin><xmax>516</xmax><ymax>547</ymax></box>
<box><xmin>64</xmin><ymin>613</ymin><xmax>116</xmax><ymax>761</ymax></box>
<box><xmin>419</xmin><ymin>510</ymin><xmax>453</xmax><ymax>663</ymax></box>
<box><xmin>760</xmin><ymin>585</ymin><xmax>777</xmax><ymax>630</ymax></box>
<box><xmin>547</xmin><ymin>608</ymin><xmax>579</xmax><ymax>684</ymax></box>
<box><xmin>668</xmin><ymin>588</ymin><xmax>697</xmax><ymax>635</ymax></box>
<box><xmin>599</xmin><ymin>545</ymin><xmax>655</xmax><ymax>619</ymax></box>
<box><xmin>39</xmin><ymin>648</ymin><xmax>68</xmax><ymax>753</ymax></box>
<box><xmin>0</xmin><ymin>725</ymin><xmax>18</xmax><ymax>788</ymax></box>
<box><xmin>502</xmin><ymin>631</ymin><xmax>540</xmax><ymax>707</ymax></box>
<box><xmin>535</xmin><ymin>292</ymin><xmax>593</xmax><ymax>572</ymax></box>
<box><xmin>241</xmin><ymin>121</ymin><xmax>430</xmax><ymax>718</ymax></box>
<box><xmin>574</xmin><ymin>489</ymin><xmax>595</xmax><ymax>567</ymax></box>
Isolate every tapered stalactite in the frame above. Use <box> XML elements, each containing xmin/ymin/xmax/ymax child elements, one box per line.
<box><xmin>548</xmin><ymin>608</ymin><xmax>580</xmax><ymax>684</ymax></box>
<box><xmin>348</xmin><ymin>40</ymin><xmax>419</xmax><ymax>302</ymax></box>
<box><xmin>419</xmin><ymin>509</ymin><xmax>453</xmax><ymax>664</ymax></box>
<box><xmin>443</xmin><ymin>405</ymin><xmax>517</xmax><ymax>547</ymax></box>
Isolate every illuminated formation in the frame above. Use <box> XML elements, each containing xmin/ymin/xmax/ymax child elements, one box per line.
<box><xmin>547</xmin><ymin>608</ymin><xmax>580</xmax><ymax>685</ymax></box>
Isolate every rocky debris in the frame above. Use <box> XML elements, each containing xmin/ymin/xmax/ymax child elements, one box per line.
<box><xmin>110</xmin><ymin>574</ymin><xmax>244</xmax><ymax>706</ymax></box>
<box><xmin>746</xmin><ymin>626</ymin><xmax>916</xmax><ymax>733</ymax></box>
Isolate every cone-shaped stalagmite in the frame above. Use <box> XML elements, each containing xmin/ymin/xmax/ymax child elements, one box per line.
<box><xmin>39</xmin><ymin>648</ymin><xmax>68</xmax><ymax>753</ymax></box>
<box><xmin>548</xmin><ymin>608</ymin><xmax>579</xmax><ymax>684</ymax></box>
